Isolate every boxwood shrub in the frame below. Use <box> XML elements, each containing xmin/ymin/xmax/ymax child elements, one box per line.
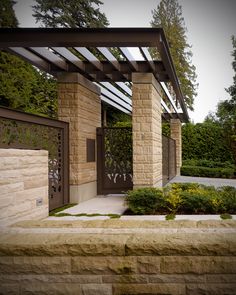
<box><xmin>181</xmin><ymin>166</ymin><xmax>235</xmax><ymax>179</ymax></box>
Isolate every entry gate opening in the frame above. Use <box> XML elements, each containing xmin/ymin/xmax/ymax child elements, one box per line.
<box><xmin>97</xmin><ymin>127</ymin><xmax>133</xmax><ymax>194</ymax></box>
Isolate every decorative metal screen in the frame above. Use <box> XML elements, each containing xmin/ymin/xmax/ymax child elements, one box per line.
<box><xmin>162</xmin><ymin>135</ymin><xmax>176</xmax><ymax>185</ymax></box>
<box><xmin>97</xmin><ymin>127</ymin><xmax>133</xmax><ymax>194</ymax></box>
<box><xmin>0</xmin><ymin>107</ymin><xmax>69</xmax><ymax>211</ymax></box>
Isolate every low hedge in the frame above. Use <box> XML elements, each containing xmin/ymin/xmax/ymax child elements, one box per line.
<box><xmin>181</xmin><ymin>165</ymin><xmax>235</xmax><ymax>179</ymax></box>
<box><xmin>182</xmin><ymin>159</ymin><xmax>235</xmax><ymax>169</ymax></box>
<box><xmin>125</xmin><ymin>183</ymin><xmax>236</xmax><ymax>215</ymax></box>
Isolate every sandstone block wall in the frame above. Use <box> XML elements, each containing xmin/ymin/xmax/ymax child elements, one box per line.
<box><xmin>58</xmin><ymin>73</ymin><xmax>101</xmax><ymax>203</ymax></box>
<box><xmin>0</xmin><ymin>230</ymin><xmax>235</xmax><ymax>294</ymax></box>
<box><xmin>0</xmin><ymin>149</ymin><xmax>48</xmax><ymax>226</ymax></box>
<box><xmin>170</xmin><ymin>119</ymin><xmax>182</xmax><ymax>175</ymax></box>
<box><xmin>132</xmin><ymin>73</ymin><xmax>162</xmax><ymax>188</ymax></box>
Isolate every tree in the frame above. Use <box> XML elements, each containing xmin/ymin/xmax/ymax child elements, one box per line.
<box><xmin>0</xmin><ymin>0</ymin><xmax>57</xmax><ymax>117</ymax></box>
<box><xmin>151</xmin><ymin>0</ymin><xmax>197</xmax><ymax>110</ymax></box>
<box><xmin>32</xmin><ymin>0</ymin><xmax>109</xmax><ymax>28</ymax></box>
<box><xmin>0</xmin><ymin>0</ymin><xmax>18</xmax><ymax>28</ymax></box>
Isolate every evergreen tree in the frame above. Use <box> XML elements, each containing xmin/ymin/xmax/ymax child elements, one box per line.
<box><xmin>32</xmin><ymin>0</ymin><xmax>109</xmax><ymax>28</ymax></box>
<box><xmin>0</xmin><ymin>0</ymin><xmax>18</xmax><ymax>28</ymax></box>
<box><xmin>0</xmin><ymin>0</ymin><xmax>57</xmax><ymax>117</ymax></box>
<box><xmin>151</xmin><ymin>0</ymin><xmax>197</xmax><ymax>110</ymax></box>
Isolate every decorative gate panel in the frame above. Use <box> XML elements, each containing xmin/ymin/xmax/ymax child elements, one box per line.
<box><xmin>97</xmin><ymin>127</ymin><xmax>133</xmax><ymax>194</ymax></box>
<box><xmin>0</xmin><ymin>107</ymin><xmax>69</xmax><ymax>211</ymax></box>
<box><xmin>162</xmin><ymin>135</ymin><xmax>176</xmax><ymax>186</ymax></box>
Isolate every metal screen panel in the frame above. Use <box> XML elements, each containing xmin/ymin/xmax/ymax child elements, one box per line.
<box><xmin>97</xmin><ymin>127</ymin><xmax>133</xmax><ymax>194</ymax></box>
<box><xmin>0</xmin><ymin>107</ymin><xmax>69</xmax><ymax>211</ymax></box>
<box><xmin>162</xmin><ymin>135</ymin><xmax>177</xmax><ymax>186</ymax></box>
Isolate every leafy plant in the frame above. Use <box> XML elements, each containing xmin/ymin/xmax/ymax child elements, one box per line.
<box><xmin>220</xmin><ymin>213</ymin><xmax>232</xmax><ymax>220</ymax></box>
<box><xmin>165</xmin><ymin>213</ymin><xmax>176</xmax><ymax>220</ymax></box>
<box><xmin>125</xmin><ymin>187</ymin><xmax>165</xmax><ymax>215</ymax></box>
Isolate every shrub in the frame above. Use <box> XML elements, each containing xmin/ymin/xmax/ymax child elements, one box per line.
<box><xmin>181</xmin><ymin>166</ymin><xmax>235</xmax><ymax>179</ymax></box>
<box><xmin>124</xmin><ymin>184</ymin><xmax>236</xmax><ymax>215</ymax></box>
<box><xmin>182</xmin><ymin>159</ymin><xmax>235</xmax><ymax>169</ymax></box>
<box><xmin>125</xmin><ymin>187</ymin><xmax>165</xmax><ymax>214</ymax></box>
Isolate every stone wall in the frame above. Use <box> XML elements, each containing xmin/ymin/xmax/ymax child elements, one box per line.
<box><xmin>0</xmin><ymin>222</ymin><xmax>235</xmax><ymax>294</ymax></box>
<box><xmin>132</xmin><ymin>73</ymin><xmax>163</xmax><ymax>188</ymax></box>
<box><xmin>170</xmin><ymin>119</ymin><xmax>182</xmax><ymax>175</ymax></box>
<box><xmin>58</xmin><ymin>73</ymin><xmax>101</xmax><ymax>203</ymax></box>
<box><xmin>0</xmin><ymin>149</ymin><xmax>48</xmax><ymax>226</ymax></box>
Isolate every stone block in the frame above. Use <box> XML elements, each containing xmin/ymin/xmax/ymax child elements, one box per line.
<box><xmin>0</xmin><ymin>257</ymin><xmax>71</xmax><ymax>274</ymax></box>
<box><xmin>20</xmin><ymin>283</ymin><xmax>82</xmax><ymax>295</ymax></box>
<box><xmin>137</xmin><ymin>256</ymin><xmax>161</xmax><ymax>274</ymax></box>
<box><xmin>0</xmin><ymin>284</ymin><xmax>20</xmax><ymax>295</ymax></box>
<box><xmin>161</xmin><ymin>256</ymin><xmax>236</xmax><ymax>274</ymax></box>
<box><xmin>113</xmin><ymin>283</ymin><xmax>186</xmax><ymax>295</ymax></box>
<box><xmin>81</xmin><ymin>284</ymin><xmax>112</xmax><ymax>295</ymax></box>
<box><xmin>71</xmin><ymin>257</ymin><xmax>137</xmax><ymax>275</ymax></box>
<box><xmin>102</xmin><ymin>274</ymin><xmax>148</xmax><ymax>284</ymax></box>
<box><xmin>186</xmin><ymin>283</ymin><xmax>236</xmax><ymax>295</ymax></box>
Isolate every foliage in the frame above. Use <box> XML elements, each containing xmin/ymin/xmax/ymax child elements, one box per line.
<box><xmin>163</xmin><ymin>185</ymin><xmax>183</xmax><ymax>213</ymax></box>
<box><xmin>182</xmin><ymin>159</ymin><xmax>235</xmax><ymax>169</ymax></box>
<box><xmin>165</xmin><ymin>213</ymin><xmax>176</xmax><ymax>220</ymax></box>
<box><xmin>0</xmin><ymin>0</ymin><xmax>18</xmax><ymax>28</ymax></box>
<box><xmin>125</xmin><ymin>188</ymin><xmax>165</xmax><ymax>215</ymax></box>
<box><xmin>0</xmin><ymin>0</ymin><xmax>58</xmax><ymax>118</ymax></box>
<box><xmin>162</xmin><ymin>122</ymin><xmax>170</xmax><ymax>136</ymax></box>
<box><xmin>0</xmin><ymin>52</ymin><xmax>58</xmax><ymax>117</ymax></box>
<box><xmin>182</xmin><ymin>122</ymin><xmax>234</xmax><ymax>162</ymax></box>
<box><xmin>32</xmin><ymin>0</ymin><xmax>109</xmax><ymax>28</ymax></box>
<box><xmin>125</xmin><ymin>183</ymin><xmax>236</xmax><ymax>215</ymax></box>
<box><xmin>220</xmin><ymin>213</ymin><xmax>232</xmax><ymax>220</ymax></box>
<box><xmin>204</xmin><ymin>36</ymin><xmax>236</xmax><ymax>164</ymax></box>
<box><xmin>150</xmin><ymin>0</ymin><xmax>197</xmax><ymax>110</ymax></box>
<box><xmin>181</xmin><ymin>166</ymin><xmax>235</xmax><ymax>179</ymax></box>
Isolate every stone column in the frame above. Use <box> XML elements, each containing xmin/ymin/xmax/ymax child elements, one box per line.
<box><xmin>57</xmin><ymin>73</ymin><xmax>101</xmax><ymax>203</ymax></box>
<box><xmin>132</xmin><ymin>73</ymin><xmax>162</xmax><ymax>188</ymax></box>
<box><xmin>170</xmin><ymin>119</ymin><xmax>182</xmax><ymax>175</ymax></box>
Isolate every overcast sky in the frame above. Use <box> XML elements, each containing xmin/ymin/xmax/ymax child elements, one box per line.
<box><xmin>14</xmin><ymin>0</ymin><xmax>236</xmax><ymax>123</ymax></box>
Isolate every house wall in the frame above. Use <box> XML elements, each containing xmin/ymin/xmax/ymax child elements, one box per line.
<box><xmin>0</xmin><ymin>149</ymin><xmax>48</xmax><ymax>226</ymax></box>
<box><xmin>57</xmin><ymin>73</ymin><xmax>101</xmax><ymax>203</ymax></box>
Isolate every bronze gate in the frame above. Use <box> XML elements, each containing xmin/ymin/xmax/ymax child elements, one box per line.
<box><xmin>0</xmin><ymin>107</ymin><xmax>69</xmax><ymax>211</ymax></box>
<box><xmin>97</xmin><ymin>127</ymin><xmax>133</xmax><ymax>194</ymax></box>
<box><xmin>162</xmin><ymin>135</ymin><xmax>177</xmax><ymax>185</ymax></box>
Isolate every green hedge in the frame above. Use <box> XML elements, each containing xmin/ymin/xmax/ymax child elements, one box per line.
<box><xmin>182</xmin><ymin>122</ymin><xmax>234</xmax><ymax>163</ymax></box>
<box><xmin>182</xmin><ymin>159</ymin><xmax>235</xmax><ymax>169</ymax></box>
<box><xmin>181</xmin><ymin>165</ymin><xmax>235</xmax><ymax>179</ymax></box>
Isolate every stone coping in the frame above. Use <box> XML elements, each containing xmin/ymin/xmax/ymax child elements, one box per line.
<box><xmin>0</xmin><ymin>230</ymin><xmax>235</xmax><ymax>257</ymax></box>
<box><xmin>10</xmin><ymin>219</ymin><xmax>236</xmax><ymax>229</ymax></box>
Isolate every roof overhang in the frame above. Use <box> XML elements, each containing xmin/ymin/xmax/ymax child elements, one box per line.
<box><xmin>0</xmin><ymin>27</ymin><xmax>189</xmax><ymax>122</ymax></box>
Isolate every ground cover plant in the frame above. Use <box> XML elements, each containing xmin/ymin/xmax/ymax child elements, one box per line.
<box><xmin>125</xmin><ymin>183</ymin><xmax>236</xmax><ymax>215</ymax></box>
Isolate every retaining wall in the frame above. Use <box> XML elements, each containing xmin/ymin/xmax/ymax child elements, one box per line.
<box><xmin>0</xmin><ymin>149</ymin><xmax>48</xmax><ymax>226</ymax></box>
<box><xmin>0</xmin><ymin>223</ymin><xmax>235</xmax><ymax>294</ymax></box>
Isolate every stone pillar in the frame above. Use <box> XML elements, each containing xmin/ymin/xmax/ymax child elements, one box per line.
<box><xmin>132</xmin><ymin>73</ymin><xmax>162</xmax><ymax>188</ymax></box>
<box><xmin>57</xmin><ymin>73</ymin><xmax>101</xmax><ymax>203</ymax></box>
<box><xmin>170</xmin><ymin>119</ymin><xmax>182</xmax><ymax>175</ymax></box>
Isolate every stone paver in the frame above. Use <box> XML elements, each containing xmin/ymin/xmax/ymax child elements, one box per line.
<box><xmin>169</xmin><ymin>176</ymin><xmax>236</xmax><ymax>187</ymax></box>
<box><xmin>59</xmin><ymin>194</ymin><xmax>127</xmax><ymax>215</ymax></box>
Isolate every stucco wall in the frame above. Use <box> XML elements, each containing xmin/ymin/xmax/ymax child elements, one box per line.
<box><xmin>0</xmin><ymin>149</ymin><xmax>48</xmax><ymax>226</ymax></box>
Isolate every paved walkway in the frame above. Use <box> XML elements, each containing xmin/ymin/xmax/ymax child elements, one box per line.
<box><xmin>169</xmin><ymin>175</ymin><xmax>236</xmax><ymax>187</ymax></box>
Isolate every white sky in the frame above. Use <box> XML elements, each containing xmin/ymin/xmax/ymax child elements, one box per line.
<box><xmin>14</xmin><ymin>0</ymin><xmax>236</xmax><ymax>123</ymax></box>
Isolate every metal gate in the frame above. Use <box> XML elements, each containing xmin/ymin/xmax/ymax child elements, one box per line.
<box><xmin>97</xmin><ymin>127</ymin><xmax>133</xmax><ymax>194</ymax></box>
<box><xmin>0</xmin><ymin>107</ymin><xmax>69</xmax><ymax>211</ymax></box>
<box><xmin>162</xmin><ymin>135</ymin><xmax>176</xmax><ymax>185</ymax></box>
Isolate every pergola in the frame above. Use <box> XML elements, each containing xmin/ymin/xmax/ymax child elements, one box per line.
<box><xmin>0</xmin><ymin>27</ymin><xmax>189</xmax><ymax>122</ymax></box>
<box><xmin>0</xmin><ymin>27</ymin><xmax>188</xmax><ymax>203</ymax></box>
